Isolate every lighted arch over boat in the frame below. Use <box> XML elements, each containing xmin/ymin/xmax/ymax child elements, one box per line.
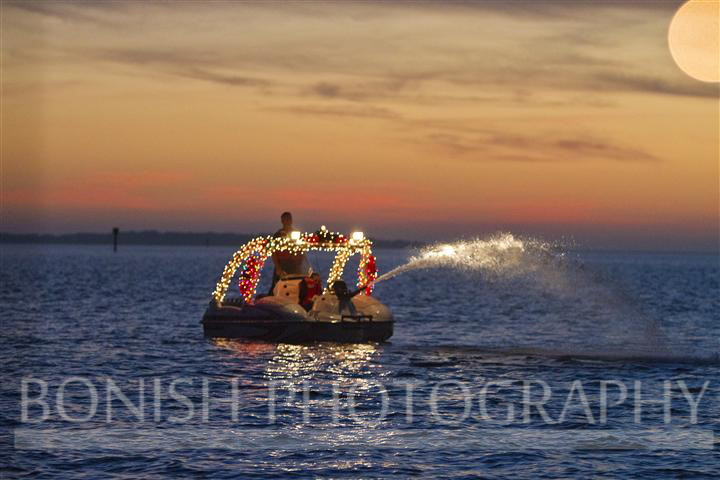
<box><xmin>212</xmin><ymin>226</ymin><xmax>378</xmax><ymax>304</ymax></box>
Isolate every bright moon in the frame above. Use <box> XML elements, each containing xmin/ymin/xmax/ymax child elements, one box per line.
<box><xmin>668</xmin><ymin>0</ymin><xmax>720</xmax><ymax>83</ymax></box>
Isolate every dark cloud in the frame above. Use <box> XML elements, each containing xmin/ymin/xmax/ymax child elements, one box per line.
<box><xmin>423</xmin><ymin>133</ymin><xmax>478</xmax><ymax>155</ymax></box>
<box><xmin>85</xmin><ymin>49</ymin><xmax>212</xmax><ymax>67</ymax></box>
<box><xmin>363</xmin><ymin>0</ymin><xmax>685</xmax><ymax>17</ymax></box>
<box><xmin>270</xmin><ymin>0</ymin><xmax>684</xmax><ymax>22</ymax></box>
<box><xmin>311</xmin><ymin>82</ymin><xmax>342</xmax><ymax>98</ymax></box>
<box><xmin>551</xmin><ymin>138</ymin><xmax>657</xmax><ymax>162</ymax></box>
<box><xmin>271</xmin><ymin>105</ymin><xmax>401</xmax><ymax>120</ymax></box>
<box><xmin>306</xmin><ymin>79</ymin><xmax>410</xmax><ymax>101</ymax></box>
<box><xmin>421</xmin><ymin>130</ymin><xmax>659</xmax><ymax>163</ymax></box>
<box><xmin>5</xmin><ymin>0</ymin><xmax>128</xmax><ymax>25</ymax></box>
<box><xmin>182</xmin><ymin>67</ymin><xmax>273</xmax><ymax>88</ymax></box>
<box><xmin>408</xmin><ymin>62</ymin><xmax>718</xmax><ymax>100</ymax></box>
<box><xmin>593</xmin><ymin>72</ymin><xmax>720</xmax><ymax>99</ymax></box>
<box><xmin>81</xmin><ymin>48</ymin><xmax>276</xmax><ymax>88</ymax></box>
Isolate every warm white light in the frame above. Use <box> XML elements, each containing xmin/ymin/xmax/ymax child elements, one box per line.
<box><xmin>426</xmin><ymin>244</ymin><xmax>456</xmax><ymax>258</ymax></box>
<box><xmin>440</xmin><ymin>245</ymin><xmax>455</xmax><ymax>256</ymax></box>
<box><xmin>212</xmin><ymin>229</ymin><xmax>376</xmax><ymax>302</ymax></box>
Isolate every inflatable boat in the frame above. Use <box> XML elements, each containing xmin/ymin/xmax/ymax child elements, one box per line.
<box><xmin>202</xmin><ymin>227</ymin><xmax>393</xmax><ymax>343</ymax></box>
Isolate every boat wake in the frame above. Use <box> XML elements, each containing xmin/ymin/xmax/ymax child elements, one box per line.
<box><xmin>400</xmin><ymin>344</ymin><xmax>720</xmax><ymax>366</ymax></box>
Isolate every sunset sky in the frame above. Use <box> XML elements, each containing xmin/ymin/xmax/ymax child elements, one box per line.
<box><xmin>2</xmin><ymin>1</ymin><xmax>718</xmax><ymax>250</ymax></box>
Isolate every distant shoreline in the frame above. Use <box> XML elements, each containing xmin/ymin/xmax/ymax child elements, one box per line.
<box><xmin>1</xmin><ymin>231</ymin><xmax>717</xmax><ymax>255</ymax></box>
<box><xmin>0</xmin><ymin>231</ymin><xmax>425</xmax><ymax>249</ymax></box>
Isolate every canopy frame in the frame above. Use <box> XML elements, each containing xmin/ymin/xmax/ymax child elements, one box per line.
<box><xmin>212</xmin><ymin>227</ymin><xmax>377</xmax><ymax>304</ymax></box>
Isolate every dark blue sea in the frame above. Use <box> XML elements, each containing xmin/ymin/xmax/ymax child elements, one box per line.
<box><xmin>2</xmin><ymin>242</ymin><xmax>719</xmax><ymax>478</ymax></box>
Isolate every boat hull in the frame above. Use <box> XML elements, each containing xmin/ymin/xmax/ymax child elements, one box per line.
<box><xmin>202</xmin><ymin>293</ymin><xmax>394</xmax><ymax>343</ymax></box>
<box><xmin>201</xmin><ymin>315</ymin><xmax>393</xmax><ymax>343</ymax></box>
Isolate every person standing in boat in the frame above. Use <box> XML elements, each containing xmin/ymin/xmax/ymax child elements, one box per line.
<box><xmin>268</xmin><ymin>211</ymin><xmax>310</xmax><ymax>294</ymax></box>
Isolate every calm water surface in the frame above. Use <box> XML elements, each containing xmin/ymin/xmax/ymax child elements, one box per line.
<box><xmin>1</xmin><ymin>244</ymin><xmax>718</xmax><ymax>478</ymax></box>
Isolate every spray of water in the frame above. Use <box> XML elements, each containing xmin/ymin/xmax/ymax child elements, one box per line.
<box><xmin>374</xmin><ymin>232</ymin><xmax>563</xmax><ymax>285</ymax></box>
<box><xmin>373</xmin><ymin>232</ymin><xmax>681</xmax><ymax>360</ymax></box>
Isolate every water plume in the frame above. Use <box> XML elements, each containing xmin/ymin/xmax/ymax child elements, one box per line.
<box><xmin>374</xmin><ymin>232</ymin><xmax>564</xmax><ymax>285</ymax></box>
<box><xmin>373</xmin><ymin>232</ymin><xmax>675</xmax><ymax>357</ymax></box>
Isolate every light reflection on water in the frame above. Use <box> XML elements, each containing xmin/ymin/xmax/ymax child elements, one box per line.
<box><xmin>211</xmin><ymin>338</ymin><xmax>278</xmax><ymax>359</ymax></box>
<box><xmin>213</xmin><ymin>340</ymin><xmax>381</xmax><ymax>386</ymax></box>
<box><xmin>265</xmin><ymin>343</ymin><xmax>378</xmax><ymax>381</ymax></box>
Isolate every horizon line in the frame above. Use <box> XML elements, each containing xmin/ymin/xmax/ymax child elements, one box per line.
<box><xmin>1</xmin><ymin>230</ymin><xmax>717</xmax><ymax>255</ymax></box>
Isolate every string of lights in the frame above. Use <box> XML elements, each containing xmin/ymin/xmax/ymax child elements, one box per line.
<box><xmin>212</xmin><ymin>226</ymin><xmax>377</xmax><ymax>304</ymax></box>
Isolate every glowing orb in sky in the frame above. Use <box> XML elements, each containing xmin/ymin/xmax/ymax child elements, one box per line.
<box><xmin>668</xmin><ymin>0</ymin><xmax>720</xmax><ymax>83</ymax></box>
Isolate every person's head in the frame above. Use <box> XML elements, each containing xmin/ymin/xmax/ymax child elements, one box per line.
<box><xmin>281</xmin><ymin>211</ymin><xmax>293</xmax><ymax>229</ymax></box>
<box><xmin>311</xmin><ymin>272</ymin><xmax>321</xmax><ymax>280</ymax></box>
